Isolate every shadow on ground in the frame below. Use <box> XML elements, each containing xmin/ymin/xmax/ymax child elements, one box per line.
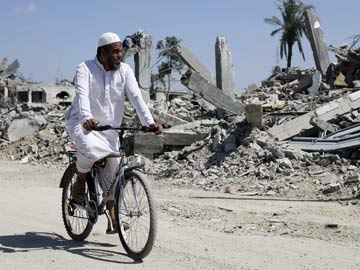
<box><xmin>0</xmin><ymin>231</ymin><xmax>142</xmax><ymax>264</ymax></box>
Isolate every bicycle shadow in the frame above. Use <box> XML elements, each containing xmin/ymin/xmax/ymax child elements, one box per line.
<box><xmin>0</xmin><ymin>231</ymin><xmax>142</xmax><ymax>264</ymax></box>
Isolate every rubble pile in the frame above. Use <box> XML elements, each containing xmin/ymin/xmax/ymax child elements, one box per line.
<box><xmin>0</xmin><ymin>56</ymin><xmax>76</xmax><ymax>166</ymax></box>
<box><xmin>167</xmin><ymin>97</ymin><xmax>209</xmax><ymax>122</ymax></box>
<box><xmin>240</xmin><ymin>67</ymin><xmax>360</xmax><ymax>128</ymax></box>
<box><xmin>0</xmin><ymin>105</ymin><xmax>71</xmax><ymax>167</ymax></box>
<box><xmin>144</xmin><ymin>119</ymin><xmax>360</xmax><ymax>199</ymax></box>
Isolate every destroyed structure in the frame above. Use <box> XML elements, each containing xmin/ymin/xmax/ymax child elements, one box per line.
<box><xmin>2</xmin><ymin>10</ymin><xmax>360</xmax><ymax>201</ymax></box>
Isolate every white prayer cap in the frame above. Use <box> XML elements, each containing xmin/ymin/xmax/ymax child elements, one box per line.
<box><xmin>98</xmin><ymin>32</ymin><xmax>121</xmax><ymax>47</ymax></box>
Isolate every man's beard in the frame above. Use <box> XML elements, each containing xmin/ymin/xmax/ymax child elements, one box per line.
<box><xmin>107</xmin><ymin>58</ymin><xmax>120</xmax><ymax>71</ymax></box>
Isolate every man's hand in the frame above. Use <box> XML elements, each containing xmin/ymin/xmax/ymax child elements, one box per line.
<box><xmin>83</xmin><ymin>118</ymin><xmax>98</xmax><ymax>131</ymax></box>
<box><xmin>150</xmin><ymin>123</ymin><xmax>163</xmax><ymax>135</ymax></box>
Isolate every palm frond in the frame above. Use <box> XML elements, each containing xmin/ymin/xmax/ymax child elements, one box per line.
<box><xmin>264</xmin><ymin>16</ymin><xmax>283</xmax><ymax>27</ymax></box>
<box><xmin>270</xmin><ymin>28</ymin><xmax>283</xmax><ymax>36</ymax></box>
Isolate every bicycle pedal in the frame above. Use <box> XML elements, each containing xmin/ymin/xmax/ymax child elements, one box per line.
<box><xmin>70</xmin><ymin>198</ymin><xmax>86</xmax><ymax>208</ymax></box>
<box><xmin>122</xmin><ymin>222</ymin><xmax>130</xmax><ymax>231</ymax></box>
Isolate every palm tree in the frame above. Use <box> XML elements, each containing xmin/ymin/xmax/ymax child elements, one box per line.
<box><xmin>265</xmin><ymin>0</ymin><xmax>310</xmax><ymax>68</ymax></box>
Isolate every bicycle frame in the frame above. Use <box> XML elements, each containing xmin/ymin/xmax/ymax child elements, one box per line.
<box><xmin>61</xmin><ymin>124</ymin><xmax>158</xmax><ymax>258</ymax></box>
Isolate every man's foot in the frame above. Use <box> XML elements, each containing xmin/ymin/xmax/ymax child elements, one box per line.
<box><xmin>106</xmin><ymin>226</ymin><xmax>118</xmax><ymax>234</ymax></box>
<box><xmin>71</xmin><ymin>177</ymin><xmax>86</xmax><ymax>203</ymax></box>
<box><xmin>105</xmin><ymin>222</ymin><xmax>129</xmax><ymax>234</ymax></box>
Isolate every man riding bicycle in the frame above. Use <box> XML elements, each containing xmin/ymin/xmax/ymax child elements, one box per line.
<box><xmin>64</xmin><ymin>32</ymin><xmax>163</xmax><ymax>233</ymax></box>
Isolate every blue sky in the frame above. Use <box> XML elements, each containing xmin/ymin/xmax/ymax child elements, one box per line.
<box><xmin>1</xmin><ymin>0</ymin><xmax>359</xmax><ymax>93</ymax></box>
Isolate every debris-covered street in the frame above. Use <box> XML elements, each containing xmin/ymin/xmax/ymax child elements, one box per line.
<box><xmin>1</xmin><ymin>160</ymin><xmax>360</xmax><ymax>269</ymax></box>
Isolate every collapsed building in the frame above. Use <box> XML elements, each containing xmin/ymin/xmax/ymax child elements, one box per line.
<box><xmin>1</xmin><ymin>8</ymin><xmax>360</xmax><ymax>200</ymax></box>
<box><xmin>0</xmin><ymin>59</ymin><xmax>75</xmax><ymax>108</ymax></box>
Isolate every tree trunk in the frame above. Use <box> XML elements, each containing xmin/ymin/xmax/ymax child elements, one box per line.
<box><xmin>166</xmin><ymin>74</ymin><xmax>171</xmax><ymax>102</ymax></box>
<box><xmin>287</xmin><ymin>42</ymin><xmax>293</xmax><ymax>68</ymax></box>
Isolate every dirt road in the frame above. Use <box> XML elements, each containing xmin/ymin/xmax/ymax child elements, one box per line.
<box><xmin>1</xmin><ymin>160</ymin><xmax>360</xmax><ymax>269</ymax></box>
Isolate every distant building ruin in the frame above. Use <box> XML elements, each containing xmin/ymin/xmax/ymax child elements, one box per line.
<box><xmin>13</xmin><ymin>83</ymin><xmax>75</xmax><ymax>107</ymax></box>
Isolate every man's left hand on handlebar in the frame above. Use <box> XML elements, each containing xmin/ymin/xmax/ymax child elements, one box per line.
<box><xmin>83</xmin><ymin>118</ymin><xmax>99</xmax><ymax>132</ymax></box>
<box><xmin>150</xmin><ymin>123</ymin><xmax>163</xmax><ymax>135</ymax></box>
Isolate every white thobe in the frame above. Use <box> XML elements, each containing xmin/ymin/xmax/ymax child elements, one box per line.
<box><xmin>65</xmin><ymin>58</ymin><xmax>154</xmax><ymax>197</ymax></box>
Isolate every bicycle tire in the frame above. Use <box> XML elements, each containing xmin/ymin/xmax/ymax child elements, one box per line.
<box><xmin>115</xmin><ymin>170</ymin><xmax>157</xmax><ymax>259</ymax></box>
<box><xmin>61</xmin><ymin>163</ymin><xmax>93</xmax><ymax>241</ymax></box>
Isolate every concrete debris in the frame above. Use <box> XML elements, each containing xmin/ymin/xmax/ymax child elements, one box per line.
<box><xmin>0</xmin><ymin>103</ymin><xmax>70</xmax><ymax>167</ymax></box>
<box><xmin>142</xmin><ymin>121</ymin><xmax>360</xmax><ymax>199</ymax></box>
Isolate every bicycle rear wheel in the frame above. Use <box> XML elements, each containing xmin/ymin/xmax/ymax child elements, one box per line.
<box><xmin>61</xmin><ymin>163</ymin><xmax>93</xmax><ymax>241</ymax></box>
<box><xmin>115</xmin><ymin>170</ymin><xmax>157</xmax><ymax>259</ymax></box>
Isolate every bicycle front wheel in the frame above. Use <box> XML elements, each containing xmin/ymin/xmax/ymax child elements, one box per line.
<box><xmin>115</xmin><ymin>170</ymin><xmax>157</xmax><ymax>259</ymax></box>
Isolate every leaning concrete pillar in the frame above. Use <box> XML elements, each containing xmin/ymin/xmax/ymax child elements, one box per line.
<box><xmin>215</xmin><ymin>36</ymin><xmax>235</xmax><ymax>99</ymax></box>
<box><xmin>304</xmin><ymin>8</ymin><xmax>330</xmax><ymax>76</ymax></box>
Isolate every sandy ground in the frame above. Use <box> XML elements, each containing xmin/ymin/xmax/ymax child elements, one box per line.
<box><xmin>1</xmin><ymin>160</ymin><xmax>360</xmax><ymax>270</ymax></box>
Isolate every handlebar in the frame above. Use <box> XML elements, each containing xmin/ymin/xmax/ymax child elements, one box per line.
<box><xmin>92</xmin><ymin>125</ymin><xmax>158</xmax><ymax>133</ymax></box>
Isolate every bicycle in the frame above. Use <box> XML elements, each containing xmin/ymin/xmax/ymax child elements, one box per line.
<box><xmin>59</xmin><ymin>125</ymin><xmax>157</xmax><ymax>259</ymax></box>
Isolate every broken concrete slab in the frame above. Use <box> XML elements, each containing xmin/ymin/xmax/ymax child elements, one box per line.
<box><xmin>134</xmin><ymin>119</ymin><xmax>218</xmax><ymax>158</ymax></box>
<box><xmin>310</xmin><ymin>116</ymin><xmax>337</xmax><ymax>134</ymax></box>
<box><xmin>134</xmin><ymin>132</ymin><xmax>164</xmax><ymax>159</ymax></box>
<box><xmin>268</xmin><ymin>90</ymin><xmax>360</xmax><ymax>141</ymax></box>
<box><xmin>134</xmin><ymin>129</ymin><xmax>209</xmax><ymax>159</ymax></box>
<box><xmin>181</xmin><ymin>70</ymin><xmax>243</xmax><ymax>115</ymax></box>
